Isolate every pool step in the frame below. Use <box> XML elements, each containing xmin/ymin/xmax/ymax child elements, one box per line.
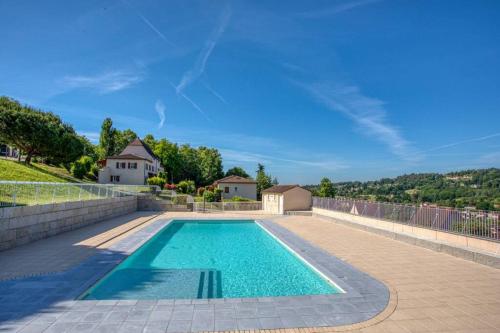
<box><xmin>83</xmin><ymin>268</ymin><xmax>221</xmax><ymax>299</ymax></box>
<box><xmin>197</xmin><ymin>270</ymin><xmax>222</xmax><ymax>299</ymax></box>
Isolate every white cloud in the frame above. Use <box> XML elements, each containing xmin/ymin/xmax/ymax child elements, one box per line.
<box><xmin>202</xmin><ymin>81</ymin><xmax>228</xmax><ymax>105</ymax></box>
<box><xmin>121</xmin><ymin>0</ymin><xmax>176</xmax><ymax>47</ymax></box>
<box><xmin>220</xmin><ymin>148</ymin><xmax>347</xmax><ymax>172</ymax></box>
<box><xmin>299</xmin><ymin>81</ymin><xmax>419</xmax><ymax>161</ymax></box>
<box><xmin>298</xmin><ymin>0</ymin><xmax>381</xmax><ymax>18</ymax></box>
<box><xmin>155</xmin><ymin>100</ymin><xmax>166</xmax><ymax>129</ymax></box>
<box><xmin>423</xmin><ymin>132</ymin><xmax>500</xmax><ymax>152</ymax></box>
<box><xmin>176</xmin><ymin>6</ymin><xmax>231</xmax><ymax>95</ymax></box>
<box><xmin>178</xmin><ymin>92</ymin><xmax>213</xmax><ymax>122</ymax></box>
<box><xmin>137</xmin><ymin>13</ymin><xmax>176</xmax><ymax>47</ymax></box>
<box><xmin>220</xmin><ymin>149</ymin><xmax>273</xmax><ymax>164</ymax></box>
<box><xmin>61</xmin><ymin>70</ymin><xmax>143</xmax><ymax>94</ymax></box>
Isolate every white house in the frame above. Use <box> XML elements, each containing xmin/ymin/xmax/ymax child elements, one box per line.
<box><xmin>98</xmin><ymin>138</ymin><xmax>163</xmax><ymax>185</ymax></box>
<box><xmin>262</xmin><ymin>185</ymin><xmax>312</xmax><ymax>214</ymax></box>
<box><xmin>213</xmin><ymin>175</ymin><xmax>257</xmax><ymax>200</ymax></box>
<box><xmin>0</xmin><ymin>144</ymin><xmax>19</xmax><ymax>158</ymax></box>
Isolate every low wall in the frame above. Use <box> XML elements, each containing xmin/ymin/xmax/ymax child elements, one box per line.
<box><xmin>0</xmin><ymin>196</ymin><xmax>137</xmax><ymax>251</ymax></box>
<box><xmin>313</xmin><ymin>207</ymin><xmax>500</xmax><ymax>268</ymax></box>
<box><xmin>137</xmin><ymin>196</ymin><xmax>191</xmax><ymax>211</ymax></box>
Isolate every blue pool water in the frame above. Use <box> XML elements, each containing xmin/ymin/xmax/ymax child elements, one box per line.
<box><xmin>83</xmin><ymin>220</ymin><xmax>340</xmax><ymax>299</ymax></box>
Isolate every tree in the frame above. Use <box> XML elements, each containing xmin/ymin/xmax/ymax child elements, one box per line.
<box><xmin>198</xmin><ymin>147</ymin><xmax>224</xmax><ymax>186</ymax></box>
<box><xmin>115</xmin><ymin>129</ymin><xmax>137</xmax><ymax>154</ymax></box>
<box><xmin>272</xmin><ymin>177</ymin><xmax>279</xmax><ymax>185</ymax></box>
<box><xmin>256</xmin><ymin>163</ymin><xmax>272</xmax><ymax>199</ymax></box>
<box><xmin>225</xmin><ymin>167</ymin><xmax>250</xmax><ymax>178</ymax></box>
<box><xmin>177</xmin><ymin>180</ymin><xmax>196</xmax><ymax>194</ymax></box>
<box><xmin>98</xmin><ymin>118</ymin><xmax>138</xmax><ymax>158</ymax></box>
<box><xmin>0</xmin><ymin>97</ymin><xmax>84</xmax><ymax>164</ymax></box>
<box><xmin>318</xmin><ymin>177</ymin><xmax>336</xmax><ymax>197</ymax></box>
<box><xmin>178</xmin><ymin>144</ymin><xmax>201</xmax><ymax>185</ymax></box>
<box><xmin>47</xmin><ymin>124</ymin><xmax>85</xmax><ymax>166</ymax></box>
<box><xmin>71</xmin><ymin>156</ymin><xmax>93</xmax><ymax>179</ymax></box>
<box><xmin>142</xmin><ymin>134</ymin><xmax>157</xmax><ymax>151</ymax></box>
<box><xmin>154</xmin><ymin>139</ymin><xmax>181</xmax><ymax>183</ymax></box>
<box><xmin>98</xmin><ymin>118</ymin><xmax>116</xmax><ymax>158</ymax></box>
<box><xmin>80</xmin><ymin>136</ymin><xmax>98</xmax><ymax>162</ymax></box>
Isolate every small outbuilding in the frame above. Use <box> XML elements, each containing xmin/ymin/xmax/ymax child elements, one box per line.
<box><xmin>262</xmin><ymin>185</ymin><xmax>312</xmax><ymax>215</ymax></box>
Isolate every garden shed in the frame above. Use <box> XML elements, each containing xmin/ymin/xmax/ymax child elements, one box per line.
<box><xmin>262</xmin><ymin>185</ymin><xmax>312</xmax><ymax>215</ymax></box>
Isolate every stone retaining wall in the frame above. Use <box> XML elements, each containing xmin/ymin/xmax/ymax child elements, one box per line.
<box><xmin>137</xmin><ymin>196</ymin><xmax>192</xmax><ymax>212</ymax></box>
<box><xmin>0</xmin><ymin>196</ymin><xmax>137</xmax><ymax>251</ymax></box>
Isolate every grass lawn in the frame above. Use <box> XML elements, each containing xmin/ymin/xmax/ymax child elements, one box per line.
<box><xmin>0</xmin><ymin>159</ymin><xmax>154</xmax><ymax>207</ymax></box>
<box><xmin>0</xmin><ymin>159</ymin><xmax>95</xmax><ymax>206</ymax></box>
<box><xmin>0</xmin><ymin>159</ymin><xmax>91</xmax><ymax>183</ymax></box>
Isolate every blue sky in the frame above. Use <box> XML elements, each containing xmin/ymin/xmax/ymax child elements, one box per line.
<box><xmin>1</xmin><ymin>0</ymin><xmax>499</xmax><ymax>184</ymax></box>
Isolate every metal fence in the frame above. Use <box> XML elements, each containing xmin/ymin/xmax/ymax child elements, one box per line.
<box><xmin>193</xmin><ymin>201</ymin><xmax>262</xmax><ymax>213</ymax></box>
<box><xmin>0</xmin><ymin>181</ymin><xmax>160</xmax><ymax>208</ymax></box>
<box><xmin>313</xmin><ymin>197</ymin><xmax>500</xmax><ymax>242</ymax></box>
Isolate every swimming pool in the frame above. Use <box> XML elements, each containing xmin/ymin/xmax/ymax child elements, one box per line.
<box><xmin>82</xmin><ymin>220</ymin><xmax>341</xmax><ymax>299</ymax></box>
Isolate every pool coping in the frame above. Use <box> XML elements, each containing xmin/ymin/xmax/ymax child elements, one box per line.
<box><xmin>0</xmin><ymin>217</ymin><xmax>391</xmax><ymax>332</ymax></box>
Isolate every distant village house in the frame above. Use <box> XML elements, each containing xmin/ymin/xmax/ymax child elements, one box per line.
<box><xmin>213</xmin><ymin>175</ymin><xmax>257</xmax><ymax>200</ymax></box>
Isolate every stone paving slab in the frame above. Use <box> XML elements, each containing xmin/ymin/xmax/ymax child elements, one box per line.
<box><xmin>0</xmin><ymin>211</ymin><xmax>161</xmax><ymax>281</ymax></box>
<box><xmin>273</xmin><ymin>215</ymin><xmax>500</xmax><ymax>333</ymax></box>
<box><xmin>0</xmin><ymin>217</ymin><xmax>391</xmax><ymax>332</ymax></box>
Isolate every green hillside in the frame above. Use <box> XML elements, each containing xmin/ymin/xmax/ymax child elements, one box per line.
<box><xmin>0</xmin><ymin>159</ymin><xmax>90</xmax><ymax>183</ymax></box>
<box><xmin>306</xmin><ymin>168</ymin><xmax>500</xmax><ymax>211</ymax></box>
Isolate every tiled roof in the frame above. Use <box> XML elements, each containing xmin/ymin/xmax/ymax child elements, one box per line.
<box><xmin>127</xmin><ymin>138</ymin><xmax>158</xmax><ymax>159</ymax></box>
<box><xmin>262</xmin><ymin>185</ymin><xmax>303</xmax><ymax>194</ymax></box>
<box><xmin>214</xmin><ymin>175</ymin><xmax>257</xmax><ymax>185</ymax></box>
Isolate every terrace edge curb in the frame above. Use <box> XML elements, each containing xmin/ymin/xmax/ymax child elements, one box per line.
<box><xmin>314</xmin><ymin>213</ymin><xmax>500</xmax><ymax>269</ymax></box>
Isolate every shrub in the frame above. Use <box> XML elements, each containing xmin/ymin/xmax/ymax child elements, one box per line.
<box><xmin>71</xmin><ymin>162</ymin><xmax>86</xmax><ymax>179</ymax></box>
<box><xmin>177</xmin><ymin>180</ymin><xmax>196</xmax><ymax>194</ymax></box>
<box><xmin>214</xmin><ymin>188</ymin><xmax>223</xmax><ymax>202</ymax></box>
<box><xmin>230</xmin><ymin>196</ymin><xmax>251</xmax><ymax>202</ymax></box>
<box><xmin>147</xmin><ymin>176</ymin><xmax>166</xmax><ymax>189</ymax></box>
<box><xmin>70</xmin><ymin>156</ymin><xmax>93</xmax><ymax>179</ymax></box>
<box><xmin>164</xmin><ymin>183</ymin><xmax>176</xmax><ymax>190</ymax></box>
<box><xmin>203</xmin><ymin>190</ymin><xmax>216</xmax><ymax>202</ymax></box>
<box><xmin>89</xmin><ymin>164</ymin><xmax>99</xmax><ymax>179</ymax></box>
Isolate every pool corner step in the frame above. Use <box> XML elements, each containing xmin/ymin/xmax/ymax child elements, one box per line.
<box><xmin>197</xmin><ymin>269</ymin><xmax>222</xmax><ymax>299</ymax></box>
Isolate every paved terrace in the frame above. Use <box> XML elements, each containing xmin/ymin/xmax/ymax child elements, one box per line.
<box><xmin>0</xmin><ymin>211</ymin><xmax>499</xmax><ymax>332</ymax></box>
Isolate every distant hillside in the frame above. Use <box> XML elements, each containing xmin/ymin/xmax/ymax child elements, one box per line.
<box><xmin>305</xmin><ymin>168</ymin><xmax>500</xmax><ymax>211</ymax></box>
<box><xmin>0</xmin><ymin>159</ymin><xmax>92</xmax><ymax>183</ymax></box>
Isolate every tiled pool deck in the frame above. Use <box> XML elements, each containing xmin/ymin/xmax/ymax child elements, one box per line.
<box><xmin>1</xmin><ymin>212</ymin><xmax>499</xmax><ymax>332</ymax></box>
